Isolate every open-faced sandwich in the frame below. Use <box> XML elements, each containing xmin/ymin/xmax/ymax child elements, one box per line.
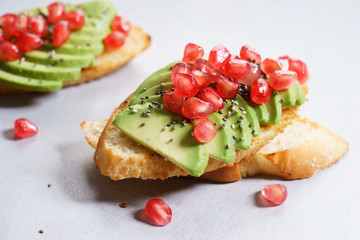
<box><xmin>81</xmin><ymin>43</ymin><xmax>348</xmax><ymax>182</ymax></box>
<box><xmin>0</xmin><ymin>0</ymin><xmax>150</xmax><ymax>94</ymax></box>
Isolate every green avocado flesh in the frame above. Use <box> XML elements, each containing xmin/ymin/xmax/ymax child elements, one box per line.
<box><xmin>0</xmin><ymin>0</ymin><xmax>116</xmax><ymax>92</ymax></box>
<box><xmin>113</xmin><ymin>62</ymin><xmax>306</xmax><ymax>176</ymax></box>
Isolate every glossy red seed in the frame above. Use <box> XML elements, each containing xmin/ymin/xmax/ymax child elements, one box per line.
<box><xmin>17</xmin><ymin>33</ymin><xmax>43</xmax><ymax>52</ymax></box>
<box><xmin>193</xmin><ymin>59</ymin><xmax>220</xmax><ymax>81</ymax></box>
<box><xmin>163</xmin><ymin>90</ymin><xmax>185</xmax><ymax>114</ymax></box>
<box><xmin>111</xmin><ymin>15</ymin><xmax>131</xmax><ymax>36</ymax></box>
<box><xmin>222</xmin><ymin>58</ymin><xmax>250</xmax><ymax>79</ymax></box>
<box><xmin>269</xmin><ymin>70</ymin><xmax>297</xmax><ymax>90</ymax></box>
<box><xmin>279</xmin><ymin>56</ymin><xmax>309</xmax><ymax>84</ymax></box>
<box><xmin>145</xmin><ymin>198</ymin><xmax>172</xmax><ymax>226</ymax></box>
<box><xmin>261</xmin><ymin>58</ymin><xmax>281</xmax><ymax>77</ymax></box>
<box><xmin>240</xmin><ymin>45</ymin><xmax>261</xmax><ymax>64</ymax></box>
<box><xmin>1</xmin><ymin>14</ymin><xmax>17</xmax><ymax>37</ymax></box>
<box><xmin>173</xmin><ymin>73</ymin><xmax>198</xmax><ymax>97</ymax></box>
<box><xmin>28</xmin><ymin>15</ymin><xmax>48</xmax><ymax>37</ymax></box>
<box><xmin>171</xmin><ymin>62</ymin><xmax>192</xmax><ymax>82</ymax></box>
<box><xmin>237</xmin><ymin>63</ymin><xmax>261</xmax><ymax>86</ymax></box>
<box><xmin>0</xmin><ymin>41</ymin><xmax>22</xmax><ymax>61</ymax></box>
<box><xmin>194</xmin><ymin>117</ymin><xmax>217</xmax><ymax>143</ymax></box>
<box><xmin>216</xmin><ymin>75</ymin><xmax>240</xmax><ymax>99</ymax></box>
<box><xmin>0</xmin><ymin>29</ymin><xmax>4</xmax><ymax>43</ymax></box>
<box><xmin>250</xmin><ymin>78</ymin><xmax>272</xmax><ymax>104</ymax></box>
<box><xmin>63</xmin><ymin>10</ymin><xmax>85</xmax><ymax>30</ymax></box>
<box><xmin>183</xmin><ymin>43</ymin><xmax>204</xmax><ymax>64</ymax></box>
<box><xmin>13</xmin><ymin>13</ymin><xmax>28</xmax><ymax>37</ymax></box>
<box><xmin>47</xmin><ymin>2</ymin><xmax>65</xmax><ymax>24</ymax></box>
<box><xmin>52</xmin><ymin>20</ymin><xmax>70</xmax><ymax>47</ymax></box>
<box><xmin>197</xmin><ymin>87</ymin><xmax>224</xmax><ymax>111</ymax></box>
<box><xmin>208</xmin><ymin>45</ymin><xmax>231</xmax><ymax>69</ymax></box>
<box><xmin>104</xmin><ymin>31</ymin><xmax>126</xmax><ymax>49</ymax></box>
<box><xmin>261</xmin><ymin>184</ymin><xmax>287</xmax><ymax>205</ymax></box>
<box><xmin>191</xmin><ymin>70</ymin><xmax>212</xmax><ymax>89</ymax></box>
<box><xmin>14</xmin><ymin>118</ymin><xmax>38</xmax><ymax>138</ymax></box>
<box><xmin>182</xmin><ymin>97</ymin><xmax>213</xmax><ymax>119</ymax></box>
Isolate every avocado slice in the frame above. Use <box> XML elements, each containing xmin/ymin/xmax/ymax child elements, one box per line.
<box><xmin>278</xmin><ymin>85</ymin><xmax>296</xmax><ymax>108</ymax></box>
<box><xmin>41</xmin><ymin>42</ymin><xmax>104</xmax><ymax>56</ymax></box>
<box><xmin>265</xmin><ymin>93</ymin><xmax>282</xmax><ymax>124</ymax></box>
<box><xmin>76</xmin><ymin>0</ymin><xmax>117</xmax><ymax>23</ymax></box>
<box><xmin>236</xmin><ymin>96</ymin><xmax>260</xmax><ymax>136</ymax></box>
<box><xmin>253</xmin><ymin>103</ymin><xmax>270</xmax><ymax>124</ymax></box>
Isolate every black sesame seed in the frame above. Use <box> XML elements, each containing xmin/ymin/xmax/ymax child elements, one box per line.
<box><xmin>222</xmin><ymin>117</ymin><xmax>227</xmax><ymax>122</ymax></box>
<box><xmin>280</xmin><ymin>99</ymin><xmax>285</xmax><ymax>103</ymax></box>
<box><xmin>218</xmin><ymin>110</ymin><xmax>223</xmax><ymax>114</ymax></box>
<box><xmin>47</xmin><ymin>184</ymin><xmax>51</xmax><ymax>188</ymax></box>
<box><xmin>233</xmin><ymin>135</ymin><xmax>238</xmax><ymax>140</ymax></box>
<box><xmin>249</xmin><ymin>123</ymin><xmax>253</xmax><ymax>127</ymax></box>
<box><xmin>169</xmin><ymin>138</ymin><xmax>174</xmax><ymax>142</ymax></box>
<box><xmin>226</xmin><ymin>144</ymin><xmax>229</xmax><ymax>149</ymax></box>
<box><xmin>140</xmin><ymin>123</ymin><xmax>145</xmax><ymax>127</ymax></box>
<box><xmin>240</xmin><ymin>116</ymin><xmax>244</xmax><ymax>120</ymax></box>
<box><xmin>275</xmin><ymin>91</ymin><xmax>279</xmax><ymax>95</ymax></box>
<box><xmin>237</xmin><ymin>119</ymin><xmax>242</xmax><ymax>123</ymax></box>
<box><xmin>252</xmin><ymin>130</ymin><xmax>256</xmax><ymax>134</ymax></box>
<box><xmin>239</xmin><ymin>107</ymin><xmax>244</xmax><ymax>111</ymax></box>
<box><xmin>39</xmin><ymin>230</ymin><xmax>44</xmax><ymax>234</ymax></box>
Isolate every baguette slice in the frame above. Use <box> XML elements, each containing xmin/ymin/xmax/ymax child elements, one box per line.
<box><xmin>0</xmin><ymin>26</ymin><xmax>150</xmax><ymax>94</ymax></box>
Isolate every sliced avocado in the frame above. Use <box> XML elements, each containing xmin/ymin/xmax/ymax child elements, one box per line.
<box><xmin>67</xmin><ymin>34</ymin><xmax>106</xmax><ymax>45</ymax></box>
<box><xmin>265</xmin><ymin>93</ymin><xmax>282</xmax><ymax>124</ymax></box>
<box><xmin>76</xmin><ymin>0</ymin><xmax>117</xmax><ymax>23</ymax></box>
<box><xmin>278</xmin><ymin>85</ymin><xmax>296</xmax><ymax>108</ymax></box>
<box><xmin>71</xmin><ymin>25</ymin><xmax>110</xmax><ymax>38</ymax></box>
<box><xmin>294</xmin><ymin>81</ymin><xmax>305</xmax><ymax>105</ymax></box>
<box><xmin>41</xmin><ymin>42</ymin><xmax>104</xmax><ymax>56</ymax></box>
<box><xmin>236</xmin><ymin>96</ymin><xmax>260</xmax><ymax>136</ymax></box>
<box><xmin>131</xmin><ymin>82</ymin><xmax>173</xmax><ymax>105</ymax></box>
<box><xmin>253</xmin><ymin>103</ymin><xmax>270</xmax><ymax>124</ymax></box>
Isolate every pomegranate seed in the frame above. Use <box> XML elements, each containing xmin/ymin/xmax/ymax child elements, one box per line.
<box><xmin>145</xmin><ymin>198</ymin><xmax>172</xmax><ymax>226</ymax></box>
<box><xmin>13</xmin><ymin>13</ymin><xmax>28</xmax><ymax>37</ymax></box>
<box><xmin>111</xmin><ymin>15</ymin><xmax>131</xmax><ymax>36</ymax></box>
<box><xmin>173</xmin><ymin>73</ymin><xmax>199</xmax><ymax>98</ymax></box>
<box><xmin>17</xmin><ymin>33</ymin><xmax>43</xmax><ymax>52</ymax></box>
<box><xmin>208</xmin><ymin>45</ymin><xmax>231</xmax><ymax>69</ymax></box>
<box><xmin>222</xmin><ymin>58</ymin><xmax>250</xmax><ymax>79</ymax></box>
<box><xmin>14</xmin><ymin>118</ymin><xmax>38</xmax><ymax>139</ymax></box>
<box><xmin>240</xmin><ymin>45</ymin><xmax>261</xmax><ymax>64</ymax></box>
<box><xmin>194</xmin><ymin>117</ymin><xmax>217</xmax><ymax>143</ymax></box>
<box><xmin>28</xmin><ymin>15</ymin><xmax>48</xmax><ymax>37</ymax></box>
<box><xmin>250</xmin><ymin>78</ymin><xmax>272</xmax><ymax>104</ymax></box>
<box><xmin>182</xmin><ymin>97</ymin><xmax>213</xmax><ymax>119</ymax></box>
<box><xmin>279</xmin><ymin>56</ymin><xmax>309</xmax><ymax>84</ymax></box>
<box><xmin>261</xmin><ymin>184</ymin><xmax>287</xmax><ymax>205</ymax></box>
<box><xmin>237</xmin><ymin>63</ymin><xmax>261</xmax><ymax>86</ymax></box>
<box><xmin>197</xmin><ymin>87</ymin><xmax>224</xmax><ymax>111</ymax></box>
<box><xmin>171</xmin><ymin>62</ymin><xmax>192</xmax><ymax>82</ymax></box>
<box><xmin>63</xmin><ymin>10</ymin><xmax>85</xmax><ymax>30</ymax></box>
<box><xmin>269</xmin><ymin>70</ymin><xmax>297</xmax><ymax>90</ymax></box>
<box><xmin>261</xmin><ymin>58</ymin><xmax>281</xmax><ymax>77</ymax></box>
<box><xmin>0</xmin><ymin>29</ymin><xmax>4</xmax><ymax>43</ymax></box>
<box><xmin>182</xmin><ymin>43</ymin><xmax>204</xmax><ymax>64</ymax></box>
<box><xmin>47</xmin><ymin>2</ymin><xmax>65</xmax><ymax>24</ymax></box>
<box><xmin>216</xmin><ymin>75</ymin><xmax>240</xmax><ymax>99</ymax></box>
<box><xmin>163</xmin><ymin>90</ymin><xmax>185</xmax><ymax>114</ymax></box>
<box><xmin>191</xmin><ymin>70</ymin><xmax>212</xmax><ymax>89</ymax></box>
<box><xmin>104</xmin><ymin>31</ymin><xmax>126</xmax><ymax>49</ymax></box>
<box><xmin>0</xmin><ymin>41</ymin><xmax>22</xmax><ymax>61</ymax></box>
<box><xmin>193</xmin><ymin>59</ymin><xmax>220</xmax><ymax>81</ymax></box>
<box><xmin>52</xmin><ymin>20</ymin><xmax>70</xmax><ymax>47</ymax></box>
<box><xmin>1</xmin><ymin>14</ymin><xmax>17</xmax><ymax>37</ymax></box>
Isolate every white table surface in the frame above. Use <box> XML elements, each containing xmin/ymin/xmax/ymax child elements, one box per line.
<box><xmin>1</xmin><ymin>0</ymin><xmax>359</xmax><ymax>239</ymax></box>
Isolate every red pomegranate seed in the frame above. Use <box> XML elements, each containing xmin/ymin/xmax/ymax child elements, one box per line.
<box><xmin>222</xmin><ymin>58</ymin><xmax>250</xmax><ymax>79</ymax></box>
<box><xmin>279</xmin><ymin>56</ymin><xmax>309</xmax><ymax>84</ymax></box>
<box><xmin>163</xmin><ymin>90</ymin><xmax>185</xmax><ymax>114</ymax></box>
<box><xmin>0</xmin><ymin>29</ymin><xmax>4</xmax><ymax>43</ymax></box>
<box><xmin>237</xmin><ymin>63</ymin><xmax>261</xmax><ymax>86</ymax></box>
<box><xmin>47</xmin><ymin>2</ymin><xmax>65</xmax><ymax>24</ymax></box>
<box><xmin>193</xmin><ymin>59</ymin><xmax>220</xmax><ymax>81</ymax></box>
<box><xmin>145</xmin><ymin>198</ymin><xmax>172</xmax><ymax>226</ymax></box>
<box><xmin>261</xmin><ymin>184</ymin><xmax>287</xmax><ymax>205</ymax></box>
<box><xmin>0</xmin><ymin>41</ymin><xmax>22</xmax><ymax>61</ymax></box>
<box><xmin>171</xmin><ymin>62</ymin><xmax>192</xmax><ymax>82</ymax></box>
<box><xmin>1</xmin><ymin>14</ymin><xmax>17</xmax><ymax>37</ymax></box>
<box><xmin>269</xmin><ymin>70</ymin><xmax>297</xmax><ymax>90</ymax></box>
<box><xmin>250</xmin><ymin>78</ymin><xmax>272</xmax><ymax>104</ymax></box>
<box><xmin>191</xmin><ymin>70</ymin><xmax>212</xmax><ymax>89</ymax></box>
<box><xmin>173</xmin><ymin>73</ymin><xmax>199</xmax><ymax>98</ymax></box>
<box><xmin>208</xmin><ymin>45</ymin><xmax>231</xmax><ymax>69</ymax></box>
<box><xmin>182</xmin><ymin>43</ymin><xmax>204</xmax><ymax>64</ymax></box>
<box><xmin>194</xmin><ymin>117</ymin><xmax>217</xmax><ymax>143</ymax></box>
<box><xmin>197</xmin><ymin>87</ymin><xmax>224</xmax><ymax>111</ymax></box>
<box><xmin>104</xmin><ymin>31</ymin><xmax>126</xmax><ymax>49</ymax></box>
<box><xmin>182</xmin><ymin>97</ymin><xmax>213</xmax><ymax>119</ymax></box>
<box><xmin>111</xmin><ymin>15</ymin><xmax>131</xmax><ymax>36</ymax></box>
<box><xmin>240</xmin><ymin>45</ymin><xmax>261</xmax><ymax>64</ymax></box>
<box><xmin>14</xmin><ymin>118</ymin><xmax>38</xmax><ymax>139</ymax></box>
<box><xmin>63</xmin><ymin>10</ymin><xmax>85</xmax><ymax>30</ymax></box>
<box><xmin>17</xmin><ymin>33</ymin><xmax>43</xmax><ymax>52</ymax></box>
<box><xmin>216</xmin><ymin>75</ymin><xmax>240</xmax><ymax>99</ymax></box>
<box><xmin>13</xmin><ymin>13</ymin><xmax>28</xmax><ymax>37</ymax></box>
<box><xmin>261</xmin><ymin>58</ymin><xmax>281</xmax><ymax>77</ymax></box>
<box><xmin>52</xmin><ymin>20</ymin><xmax>70</xmax><ymax>47</ymax></box>
<box><xmin>28</xmin><ymin>15</ymin><xmax>48</xmax><ymax>37</ymax></box>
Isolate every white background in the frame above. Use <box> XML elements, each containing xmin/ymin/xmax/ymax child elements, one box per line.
<box><xmin>0</xmin><ymin>0</ymin><xmax>359</xmax><ymax>239</ymax></box>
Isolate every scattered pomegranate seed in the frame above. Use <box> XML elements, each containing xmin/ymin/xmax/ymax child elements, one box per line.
<box><xmin>269</xmin><ymin>70</ymin><xmax>297</xmax><ymax>90</ymax></box>
<box><xmin>194</xmin><ymin>117</ymin><xmax>217</xmax><ymax>143</ymax></box>
<box><xmin>111</xmin><ymin>15</ymin><xmax>131</xmax><ymax>36</ymax></box>
<box><xmin>47</xmin><ymin>2</ymin><xmax>66</xmax><ymax>24</ymax></box>
<box><xmin>182</xmin><ymin>97</ymin><xmax>213</xmax><ymax>119</ymax></box>
<box><xmin>182</xmin><ymin>43</ymin><xmax>204</xmax><ymax>64</ymax></box>
<box><xmin>279</xmin><ymin>56</ymin><xmax>309</xmax><ymax>84</ymax></box>
<box><xmin>0</xmin><ymin>41</ymin><xmax>22</xmax><ymax>61</ymax></box>
<box><xmin>191</xmin><ymin>70</ymin><xmax>212</xmax><ymax>89</ymax></box>
<box><xmin>17</xmin><ymin>33</ymin><xmax>43</xmax><ymax>52</ymax></box>
<box><xmin>261</xmin><ymin>58</ymin><xmax>281</xmax><ymax>77</ymax></box>
<box><xmin>52</xmin><ymin>20</ymin><xmax>70</xmax><ymax>47</ymax></box>
<box><xmin>173</xmin><ymin>73</ymin><xmax>199</xmax><ymax>98</ymax></box>
<box><xmin>197</xmin><ymin>87</ymin><xmax>224</xmax><ymax>111</ymax></box>
<box><xmin>216</xmin><ymin>75</ymin><xmax>240</xmax><ymax>99</ymax></box>
<box><xmin>171</xmin><ymin>62</ymin><xmax>192</xmax><ymax>82</ymax></box>
<box><xmin>250</xmin><ymin>78</ymin><xmax>272</xmax><ymax>104</ymax></box>
<box><xmin>261</xmin><ymin>184</ymin><xmax>287</xmax><ymax>205</ymax></box>
<box><xmin>28</xmin><ymin>15</ymin><xmax>48</xmax><ymax>37</ymax></box>
<box><xmin>193</xmin><ymin>59</ymin><xmax>220</xmax><ymax>81</ymax></box>
<box><xmin>104</xmin><ymin>31</ymin><xmax>126</xmax><ymax>49</ymax></box>
<box><xmin>208</xmin><ymin>45</ymin><xmax>231</xmax><ymax>69</ymax></box>
<box><xmin>13</xmin><ymin>13</ymin><xmax>28</xmax><ymax>37</ymax></box>
<box><xmin>0</xmin><ymin>29</ymin><xmax>4</xmax><ymax>43</ymax></box>
<box><xmin>237</xmin><ymin>63</ymin><xmax>261</xmax><ymax>86</ymax></box>
<box><xmin>222</xmin><ymin>58</ymin><xmax>250</xmax><ymax>79</ymax></box>
<box><xmin>63</xmin><ymin>10</ymin><xmax>85</xmax><ymax>30</ymax></box>
<box><xmin>240</xmin><ymin>45</ymin><xmax>261</xmax><ymax>64</ymax></box>
<box><xmin>14</xmin><ymin>118</ymin><xmax>38</xmax><ymax>139</ymax></box>
<box><xmin>163</xmin><ymin>90</ymin><xmax>185</xmax><ymax>114</ymax></box>
<box><xmin>1</xmin><ymin>14</ymin><xmax>17</xmax><ymax>37</ymax></box>
<box><xmin>145</xmin><ymin>198</ymin><xmax>172</xmax><ymax>226</ymax></box>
